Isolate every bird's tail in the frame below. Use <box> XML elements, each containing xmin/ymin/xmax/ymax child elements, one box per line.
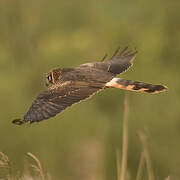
<box><xmin>106</xmin><ymin>78</ymin><xmax>167</xmax><ymax>94</ymax></box>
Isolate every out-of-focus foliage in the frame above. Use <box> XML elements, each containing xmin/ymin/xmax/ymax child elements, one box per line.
<box><xmin>0</xmin><ymin>0</ymin><xmax>179</xmax><ymax>179</ymax></box>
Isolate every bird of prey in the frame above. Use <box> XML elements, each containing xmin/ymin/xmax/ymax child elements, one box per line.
<box><xmin>12</xmin><ymin>47</ymin><xmax>167</xmax><ymax>125</ymax></box>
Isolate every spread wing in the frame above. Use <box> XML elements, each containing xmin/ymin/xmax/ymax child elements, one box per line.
<box><xmin>78</xmin><ymin>47</ymin><xmax>137</xmax><ymax>75</ymax></box>
<box><xmin>12</xmin><ymin>81</ymin><xmax>104</xmax><ymax>125</ymax></box>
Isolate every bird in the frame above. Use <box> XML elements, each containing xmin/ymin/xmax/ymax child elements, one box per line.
<box><xmin>12</xmin><ymin>47</ymin><xmax>167</xmax><ymax>125</ymax></box>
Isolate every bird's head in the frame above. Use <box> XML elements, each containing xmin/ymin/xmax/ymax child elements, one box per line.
<box><xmin>45</xmin><ymin>69</ymin><xmax>62</xmax><ymax>87</ymax></box>
<box><xmin>46</xmin><ymin>68</ymin><xmax>73</xmax><ymax>87</ymax></box>
<box><xmin>46</xmin><ymin>72</ymin><xmax>53</xmax><ymax>86</ymax></box>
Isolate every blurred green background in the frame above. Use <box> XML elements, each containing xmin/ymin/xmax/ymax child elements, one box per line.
<box><xmin>0</xmin><ymin>0</ymin><xmax>179</xmax><ymax>179</ymax></box>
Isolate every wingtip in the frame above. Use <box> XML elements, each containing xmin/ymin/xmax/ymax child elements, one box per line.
<box><xmin>100</xmin><ymin>53</ymin><xmax>108</xmax><ymax>62</ymax></box>
<box><xmin>125</xmin><ymin>48</ymin><xmax>138</xmax><ymax>57</ymax></box>
<box><xmin>12</xmin><ymin>118</ymin><xmax>26</xmax><ymax>125</ymax></box>
<box><xmin>111</xmin><ymin>46</ymin><xmax>138</xmax><ymax>59</ymax></box>
<box><xmin>111</xmin><ymin>46</ymin><xmax>121</xmax><ymax>59</ymax></box>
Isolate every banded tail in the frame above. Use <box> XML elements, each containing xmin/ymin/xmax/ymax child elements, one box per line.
<box><xmin>106</xmin><ymin>78</ymin><xmax>167</xmax><ymax>94</ymax></box>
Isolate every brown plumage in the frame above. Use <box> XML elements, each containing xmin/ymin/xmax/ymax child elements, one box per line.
<box><xmin>12</xmin><ymin>47</ymin><xmax>167</xmax><ymax>125</ymax></box>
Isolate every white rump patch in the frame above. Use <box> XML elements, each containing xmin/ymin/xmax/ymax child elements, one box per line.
<box><xmin>105</xmin><ymin>78</ymin><xmax>122</xmax><ymax>87</ymax></box>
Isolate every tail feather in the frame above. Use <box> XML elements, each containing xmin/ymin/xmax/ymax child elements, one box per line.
<box><xmin>106</xmin><ymin>78</ymin><xmax>167</xmax><ymax>94</ymax></box>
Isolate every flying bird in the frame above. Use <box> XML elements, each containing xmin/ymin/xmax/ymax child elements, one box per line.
<box><xmin>12</xmin><ymin>47</ymin><xmax>167</xmax><ymax>125</ymax></box>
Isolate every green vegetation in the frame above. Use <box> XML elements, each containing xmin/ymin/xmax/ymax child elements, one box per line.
<box><xmin>0</xmin><ymin>0</ymin><xmax>179</xmax><ymax>179</ymax></box>
<box><xmin>0</xmin><ymin>98</ymin><xmax>170</xmax><ymax>179</ymax></box>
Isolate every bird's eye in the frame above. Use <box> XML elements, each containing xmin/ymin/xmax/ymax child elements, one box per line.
<box><xmin>47</xmin><ymin>75</ymin><xmax>52</xmax><ymax>81</ymax></box>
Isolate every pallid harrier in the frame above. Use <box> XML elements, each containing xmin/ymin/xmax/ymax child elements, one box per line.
<box><xmin>12</xmin><ymin>47</ymin><xmax>167</xmax><ymax>125</ymax></box>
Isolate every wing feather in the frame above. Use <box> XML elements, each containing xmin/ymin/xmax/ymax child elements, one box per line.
<box><xmin>13</xmin><ymin>81</ymin><xmax>104</xmax><ymax>124</ymax></box>
<box><xmin>108</xmin><ymin>47</ymin><xmax>137</xmax><ymax>74</ymax></box>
